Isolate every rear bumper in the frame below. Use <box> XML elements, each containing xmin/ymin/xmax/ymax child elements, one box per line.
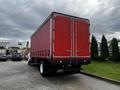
<box><xmin>51</xmin><ymin>58</ymin><xmax>91</xmax><ymax>69</ymax></box>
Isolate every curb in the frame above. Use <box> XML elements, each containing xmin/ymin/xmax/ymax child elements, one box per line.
<box><xmin>80</xmin><ymin>71</ymin><xmax>120</xmax><ymax>85</ymax></box>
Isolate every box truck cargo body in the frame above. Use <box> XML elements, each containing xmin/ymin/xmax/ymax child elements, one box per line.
<box><xmin>29</xmin><ymin>12</ymin><xmax>91</xmax><ymax>76</ymax></box>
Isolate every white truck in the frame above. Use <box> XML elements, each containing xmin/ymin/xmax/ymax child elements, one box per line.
<box><xmin>0</xmin><ymin>46</ymin><xmax>7</xmax><ymax>61</ymax></box>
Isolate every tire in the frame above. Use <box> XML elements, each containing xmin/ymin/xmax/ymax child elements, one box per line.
<box><xmin>39</xmin><ymin>61</ymin><xmax>49</xmax><ymax>77</ymax></box>
<box><xmin>28</xmin><ymin>58</ymin><xmax>33</xmax><ymax>66</ymax></box>
<box><xmin>28</xmin><ymin>60</ymin><xmax>31</xmax><ymax>66</ymax></box>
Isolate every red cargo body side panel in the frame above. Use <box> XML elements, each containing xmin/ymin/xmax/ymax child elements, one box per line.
<box><xmin>75</xmin><ymin>19</ymin><xmax>90</xmax><ymax>57</ymax></box>
<box><xmin>53</xmin><ymin>16</ymin><xmax>71</xmax><ymax>57</ymax></box>
<box><xmin>31</xmin><ymin>20</ymin><xmax>50</xmax><ymax>58</ymax></box>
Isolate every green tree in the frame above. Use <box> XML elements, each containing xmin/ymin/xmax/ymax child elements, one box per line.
<box><xmin>111</xmin><ymin>38</ymin><xmax>120</xmax><ymax>61</ymax></box>
<box><xmin>100</xmin><ymin>35</ymin><xmax>109</xmax><ymax>60</ymax></box>
<box><xmin>91</xmin><ymin>35</ymin><xmax>98</xmax><ymax>60</ymax></box>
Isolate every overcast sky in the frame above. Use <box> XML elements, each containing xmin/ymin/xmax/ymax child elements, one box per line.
<box><xmin>0</xmin><ymin>0</ymin><xmax>120</xmax><ymax>45</ymax></box>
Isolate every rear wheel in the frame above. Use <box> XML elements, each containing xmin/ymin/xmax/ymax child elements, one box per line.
<box><xmin>28</xmin><ymin>60</ymin><xmax>32</xmax><ymax>65</ymax></box>
<box><xmin>39</xmin><ymin>61</ymin><xmax>49</xmax><ymax>77</ymax></box>
<box><xmin>39</xmin><ymin>61</ymin><xmax>57</xmax><ymax>76</ymax></box>
<box><xmin>40</xmin><ymin>62</ymin><xmax>43</xmax><ymax>74</ymax></box>
<box><xmin>28</xmin><ymin>59</ymin><xmax>33</xmax><ymax>66</ymax></box>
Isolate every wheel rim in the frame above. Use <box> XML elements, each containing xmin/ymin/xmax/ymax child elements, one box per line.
<box><xmin>40</xmin><ymin>63</ymin><xmax>43</xmax><ymax>74</ymax></box>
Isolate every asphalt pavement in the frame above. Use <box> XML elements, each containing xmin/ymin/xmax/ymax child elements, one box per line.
<box><xmin>0</xmin><ymin>61</ymin><xmax>119</xmax><ymax>90</ymax></box>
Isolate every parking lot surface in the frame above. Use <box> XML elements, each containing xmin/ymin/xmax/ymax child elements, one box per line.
<box><xmin>0</xmin><ymin>61</ymin><xmax>119</xmax><ymax>90</ymax></box>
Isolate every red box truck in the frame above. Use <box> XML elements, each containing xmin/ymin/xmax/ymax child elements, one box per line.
<box><xmin>29</xmin><ymin>12</ymin><xmax>91</xmax><ymax>76</ymax></box>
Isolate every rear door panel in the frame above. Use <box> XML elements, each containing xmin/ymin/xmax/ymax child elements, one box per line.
<box><xmin>53</xmin><ymin>15</ymin><xmax>72</xmax><ymax>57</ymax></box>
<box><xmin>74</xmin><ymin>19</ymin><xmax>90</xmax><ymax>57</ymax></box>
